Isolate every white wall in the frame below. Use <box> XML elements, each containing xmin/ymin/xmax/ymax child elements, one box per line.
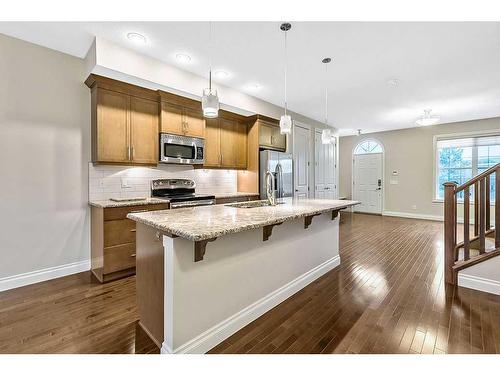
<box><xmin>0</xmin><ymin>34</ymin><xmax>90</xmax><ymax>284</ymax></box>
<box><xmin>339</xmin><ymin>117</ymin><xmax>500</xmax><ymax>220</ymax></box>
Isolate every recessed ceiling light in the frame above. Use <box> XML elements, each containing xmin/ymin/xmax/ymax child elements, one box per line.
<box><xmin>175</xmin><ymin>53</ymin><xmax>192</xmax><ymax>64</ymax></box>
<box><xmin>387</xmin><ymin>78</ymin><xmax>399</xmax><ymax>86</ymax></box>
<box><xmin>415</xmin><ymin>109</ymin><xmax>440</xmax><ymax>126</ymax></box>
<box><xmin>246</xmin><ymin>83</ymin><xmax>261</xmax><ymax>90</ymax></box>
<box><xmin>126</xmin><ymin>32</ymin><xmax>147</xmax><ymax>45</ymax></box>
<box><xmin>214</xmin><ymin>70</ymin><xmax>230</xmax><ymax>79</ymax></box>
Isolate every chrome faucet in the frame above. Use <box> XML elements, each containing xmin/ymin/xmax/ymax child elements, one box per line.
<box><xmin>265</xmin><ymin>171</ymin><xmax>277</xmax><ymax>206</ymax></box>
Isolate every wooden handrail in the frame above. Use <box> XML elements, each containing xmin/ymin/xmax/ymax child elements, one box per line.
<box><xmin>444</xmin><ymin>164</ymin><xmax>500</xmax><ymax>284</ymax></box>
<box><xmin>456</xmin><ymin>163</ymin><xmax>500</xmax><ymax>192</ymax></box>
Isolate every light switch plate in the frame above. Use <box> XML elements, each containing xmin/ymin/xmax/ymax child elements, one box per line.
<box><xmin>121</xmin><ymin>178</ymin><xmax>131</xmax><ymax>188</ymax></box>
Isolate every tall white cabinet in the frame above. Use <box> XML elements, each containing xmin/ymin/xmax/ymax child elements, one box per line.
<box><xmin>314</xmin><ymin>130</ymin><xmax>337</xmax><ymax>199</ymax></box>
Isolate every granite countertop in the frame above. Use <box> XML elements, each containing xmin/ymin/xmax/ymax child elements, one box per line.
<box><xmin>89</xmin><ymin>198</ymin><xmax>167</xmax><ymax>208</ymax></box>
<box><xmin>214</xmin><ymin>192</ymin><xmax>260</xmax><ymax>199</ymax></box>
<box><xmin>127</xmin><ymin>198</ymin><xmax>359</xmax><ymax>242</ymax></box>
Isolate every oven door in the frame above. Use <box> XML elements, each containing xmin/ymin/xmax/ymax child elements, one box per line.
<box><xmin>160</xmin><ymin>133</ymin><xmax>205</xmax><ymax>164</ymax></box>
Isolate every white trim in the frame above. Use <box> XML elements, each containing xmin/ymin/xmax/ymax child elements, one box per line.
<box><xmin>0</xmin><ymin>260</ymin><xmax>91</xmax><ymax>292</ymax></box>
<box><xmin>458</xmin><ymin>273</ymin><xmax>500</xmax><ymax>296</ymax></box>
<box><xmin>161</xmin><ymin>254</ymin><xmax>341</xmax><ymax>354</ymax></box>
<box><xmin>382</xmin><ymin>210</ymin><xmax>443</xmax><ymax>222</ymax></box>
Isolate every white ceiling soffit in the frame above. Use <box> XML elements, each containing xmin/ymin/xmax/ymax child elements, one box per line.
<box><xmin>1</xmin><ymin>21</ymin><xmax>500</xmax><ymax>135</ymax></box>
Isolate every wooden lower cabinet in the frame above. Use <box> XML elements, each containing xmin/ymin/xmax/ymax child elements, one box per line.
<box><xmin>91</xmin><ymin>203</ymin><xmax>168</xmax><ymax>283</ymax></box>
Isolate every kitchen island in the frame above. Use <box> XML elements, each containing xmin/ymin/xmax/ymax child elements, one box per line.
<box><xmin>127</xmin><ymin>198</ymin><xmax>359</xmax><ymax>354</ymax></box>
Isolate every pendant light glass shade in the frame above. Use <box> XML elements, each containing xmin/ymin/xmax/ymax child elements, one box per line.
<box><xmin>279</xmin><ymin>23</ymin><xmax>292</xmax><ymax>135</ymax></box>
<box><xmin>202</xmin><ymin>87</ymin><xmax>219</xmax><ymax>118</ymax></box>
<box><xmin>279</xmin><ymin>114</ymin><xmax>292</xmax><ymax>134</ymax></box>
<box><xmin>202</xmin><ymin>22</ymin><xmax>219</xmax><ymax>119</ymax></box>
<box><xmin>321</xmin><ymin>128</ymin><xmax>332</xmax><ymax>144</ymax></box>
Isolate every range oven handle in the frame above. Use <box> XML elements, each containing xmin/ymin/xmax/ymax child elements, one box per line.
<box><xmin>170</xmin><ymin>199</ymin><xmax>216</xmax><ymax>209</ymax></box>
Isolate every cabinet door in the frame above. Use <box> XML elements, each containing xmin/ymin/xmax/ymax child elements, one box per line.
<box><xmin>160</xmin><ymin>102</ymin><xmax>184</xmax><ymax>135</ymax></box>
<box><xmin>259</xmin><ymin>122</ymin><xmax>273</xmax><ymax>148</ymax></box>
<box><xmin>184</xmin><ymin>108</ymin><xmax>205</xmax><ymax>138</ymax></box>
<box><xmin>204</xmin><ymin>118</ymin><xmax>221</xmax><ymax>167</ymax></box>
<box><xmin>234</xmin><ymin>121</ymin><xmax>248</xmax><ymax>169</ymax></box>
<box><xmin>272</xmin><ymin>126</ymin><xmax>286</xmax><ymax>150</ymax></box>
<box><xmin>130</xmin><ymin>97</ymin><xmax>159</xmax><ymax>164</ymax></box>
<box><xmin>220</xmin><ymin>118</ymin><xmax>238</xmax><ymax>168</ymax></box>
<box><xmin>96</xmin><ymin>89</ymin><xmax>130</xmax><ymax>163</ymax></box>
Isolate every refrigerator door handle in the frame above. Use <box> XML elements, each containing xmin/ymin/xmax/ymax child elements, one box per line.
<box><xmin>276</xmin><ymin>163</ymin><xmax>283</xmax><ymax>198</ymax></box>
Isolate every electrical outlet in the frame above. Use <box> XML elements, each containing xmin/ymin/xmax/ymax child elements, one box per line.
<box><xmin>412</xmin><ymin>205</ymin><xmax>417</xmax><ymax>210</ymax></box>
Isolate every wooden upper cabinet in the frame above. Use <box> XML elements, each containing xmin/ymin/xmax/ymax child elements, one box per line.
<box><xmin>184</xmin><ymin>108</ymin><xmax>205</xmax><ymax>138</ymax></box>
<box><xmin>204</xmin><ymin>118</ymin><xmax>221</xmax><ymax>167</ymax></box>
<box><xmin>130</xmin><ymin>97</ymin><xmax>159</xmax><ymax>164</ymax></box>
<box><xmin>205</xmin><ymin>117</ymin><xmax>247</xmax><ymax>169</ymax></box>
<box><xmin>88</xmin><ymin>76</ymin><xmax>159</xmax><ymax>165</ymax></box>
<box><xmin>258</xmin><ymin>121</ymin><xmax>286</xmax><ymax>151</ymax></box>
<box><xmin>96</xmin><ymin>89</ymin><xmax>130</xmax><ymax>163</ymax></box>
<box><xmin>160</xmin><ymin>103</ymin><xmax>184</xmax><ymax>135</ymax></box>
<box><xmin>160</xmin><ymin>101</ymin><xmax>205</xmax><ymax>138</ymax></box>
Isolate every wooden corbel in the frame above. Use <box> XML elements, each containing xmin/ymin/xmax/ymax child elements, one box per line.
<box><xmin>194</xmin><ymin>237</ymin><xmax>217</xmax><ymax>262</ymax></box>
<box><xmin>331</xmin><ymin>209</ymin><xmax>340</xmax><ymax>220</ymax></box>
<box><xmin>304</xmin><ymin>213</ymin><xmax>322</xmax><ymax>229</ymax></box>
<box><xmin>263</xmin><ymin>222</ymin><xmax>284</xmax><ymax>241</ymax></box>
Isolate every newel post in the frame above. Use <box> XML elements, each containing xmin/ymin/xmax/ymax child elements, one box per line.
<box><xmin>444</xmin><ymin>182</ymin><xmax>457</xmax><ymax>284</ymax></box>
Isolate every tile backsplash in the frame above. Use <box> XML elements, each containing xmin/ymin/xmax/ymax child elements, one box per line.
<box><xmin>88</xmin><ymin>163</ymin><xmax>237</xmax><ymax>201</ymax></box>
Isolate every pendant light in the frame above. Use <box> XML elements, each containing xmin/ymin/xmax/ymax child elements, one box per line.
<box><xmin>321</xmin><ymin>58</ymin><xmax>333</xmax><ymax>144</ymax></box>
<box><xmin>279</xmin><ymin>23</ymin><xmax>292</xmax><ymax>134</ymax></box>
<box><xmin>202</xmin><ymin>22</ymin><xmax>219</xmax><ymax>118</ymax></box>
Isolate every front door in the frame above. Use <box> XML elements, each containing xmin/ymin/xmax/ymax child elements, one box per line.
<box><xmin>353</xmin><ymin>153</ymin><xmax>383</xmax><ymax>213</ymax></box>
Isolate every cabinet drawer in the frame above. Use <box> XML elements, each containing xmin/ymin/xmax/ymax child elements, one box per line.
<box><xmin>103</xmin><ymin>204</ymin><xmax>169</xmax><ymax>221</ymax></box>
<box><xmin>104</xmin><ymin>219</ymin><xmax>136</xmax><ymax>247</ymax></box>
<box><xmin>103</xmin><ymin>243</ymin><xmax>136</xmax><ymax>274</ymax></box>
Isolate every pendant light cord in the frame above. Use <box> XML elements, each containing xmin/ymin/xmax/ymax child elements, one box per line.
<box><xmin>284</xmin><ymin>28</ymin><xmax>288</xmax><ymax>115</ymax></box>
<box><xmin>209</xmin><ymin>21</ymin><xmax>212</xmax><ymax>91</ymax></box>
<box><xmin>325</xmin><ymin>62</ymin><xmax>328</xmax><ymax>125</ymax></box>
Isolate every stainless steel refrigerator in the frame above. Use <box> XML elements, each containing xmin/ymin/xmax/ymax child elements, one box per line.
<box><xmin>259</xmin><ymin>150</ymin><xmax>293</xmax><ymax>200</ymax></box>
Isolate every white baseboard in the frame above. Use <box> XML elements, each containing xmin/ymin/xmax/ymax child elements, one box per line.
<box><xmin>458</xmin><ymin>273</ymin><xmax>500</xmax><ymax>296</ymax></box>
<box><xmin>161</xmin><ymin>255</ymin><xmax>341</xmax><ymax>354</ymax></box>
<box><xmin>382</xmin><ymin>210</ymin><xmax>443</xmax><ymax>222</ymax></box>
<box><xmin>0</xmin><ymin>260</ymin><xmax>91</xmax><ymax>292</ymax></box>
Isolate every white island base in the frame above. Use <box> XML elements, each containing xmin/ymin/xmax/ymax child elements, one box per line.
<box><xmin>135</xmin><ymin>211</ymin><xmax>341</xmax><ymax>354</ymax></box>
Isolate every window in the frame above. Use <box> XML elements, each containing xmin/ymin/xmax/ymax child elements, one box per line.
<box><xmin>354</xmin><ymin>140</ymin><xmax>383</xmax><ymax>155</ymax></box>
<box><xmin>435</xmin><ymin>134</ymin><xmax>500</xmax><ymax>200</ymax></box>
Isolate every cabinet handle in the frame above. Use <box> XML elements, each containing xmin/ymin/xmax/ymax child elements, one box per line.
<box><xmin>271</xmin><ymin>135</ymin><xmax>274</xmax><ymax>145</ymax></box>
<box><xmin>127</xmin><ymin>146</ymin><xmax>131</xmax><ymax>160</ymax></box>
<box><xmin>131</xmin><ymin>146</ymin><xmax>134</xmax><ymax>160</ymax></box>
<box><xmin>131</xmin><ymin>254</ymin><xmax>136</xmax><ymax>258</ymax></box>
<box><xmin>221</xmin><ymin>154</ymin><xmax>223</xmax><ymax>165</ymax></box>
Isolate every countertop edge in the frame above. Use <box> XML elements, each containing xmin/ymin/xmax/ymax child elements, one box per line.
<box><xmin>128</xmin><ymin>202</ymin><xmax>357</xmax><ymax>242</ymax></box>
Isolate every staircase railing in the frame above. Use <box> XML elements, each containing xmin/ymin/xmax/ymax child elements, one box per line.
<box><xmin>444</xmin><ymin>163</ymin><xmax>500</xmax><ymax>284</ymax></box>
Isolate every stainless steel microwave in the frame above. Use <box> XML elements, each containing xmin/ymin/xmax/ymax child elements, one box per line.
<box><xmin>159</xmin><ymin>133</ymin><xmax>205</xmax><ymax>165</ymax></box>
<box><xmin>160</xmin><ymin>133</ymin><xmax>205</xmax><ymax>164</ymax></box>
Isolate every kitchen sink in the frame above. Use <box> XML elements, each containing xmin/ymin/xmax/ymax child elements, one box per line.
<box><xmin>225</xmin><ymin>200</ymin><xmax>285</xmax><ymax>209</ymax></box>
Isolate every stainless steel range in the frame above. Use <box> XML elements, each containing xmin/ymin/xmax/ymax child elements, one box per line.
<box><xmin>151</xmin><ymin>178</ymin><xmax>216</xmax><ymax>209</ymax></box>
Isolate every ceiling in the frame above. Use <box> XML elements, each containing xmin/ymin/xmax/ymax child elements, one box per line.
<box><xmin>1</xmin><ymin>21</ymin><xmax>500</xmax><ymax>135</ymax></box>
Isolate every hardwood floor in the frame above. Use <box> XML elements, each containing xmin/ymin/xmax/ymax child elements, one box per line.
<box><xmin>1</xmin><ymin>213</ymin><xmax>500</xmax><ymax>354</ymax></box>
